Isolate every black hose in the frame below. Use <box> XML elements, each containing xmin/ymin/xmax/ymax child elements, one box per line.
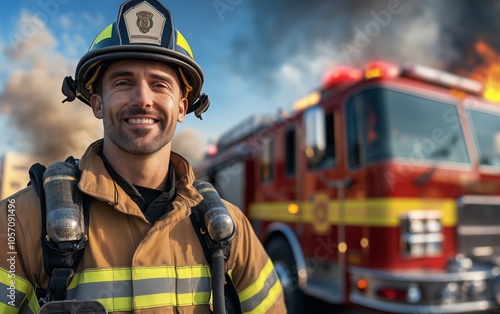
<box><xmin>212</xmin><ymin>249</ymin><xmax>226</xmax><ymax>314</ymax></box>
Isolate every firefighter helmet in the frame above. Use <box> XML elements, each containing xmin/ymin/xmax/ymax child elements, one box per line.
<box><xmin>62</xmin><ymin>0</ymin><xmax>209</xmax><ymax>118</ymax></box>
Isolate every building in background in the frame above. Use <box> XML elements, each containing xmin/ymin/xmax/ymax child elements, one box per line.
<box><xmin>0</xmin><ymin>152</ymin><xmax>37</xmax><ymax>200</ymax></box>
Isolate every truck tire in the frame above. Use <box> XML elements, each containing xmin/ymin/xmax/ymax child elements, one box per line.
<box><xmin>266</xmin><ymin>237</ymin><xmax>306</xmax><ymax>314</ymax></box>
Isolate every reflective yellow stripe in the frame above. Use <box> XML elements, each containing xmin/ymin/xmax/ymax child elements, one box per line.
<box><xmin>244</xmin><ymin>280</ymin><xmax>282</xmax><ymax>314</ymax></box>
<box><xmin>239</xmin><ymin>259</ymin><xmax>275</xmax><ymax>301</ymax></box>
<box><xmin>68</xmin><ymin>268</ymin><xmax>133</xmax><ymax>311</ymax></box>
<box><xmin>250</xmin><ymin>198</ymin><xmax>456</xmax><ymax>227</ymax></box>
<box><xmin>132</xmin><ymin>266</ymin><xmax>211</xmax><ymax>280</ymax></box>
<box><xmin>133</xmin><ymin>266</ymin><xmax>212</xmax><ymax>308</ymax></box>
<box><xmin>96</xmin><ymin>296</ymin><xmax>131</xmax><ymax>312</ymax></box>
<box><xmin>135</xmin><ymin>292</ymin><xmax>173</xmax><ymax>308</ymax></box>
<box><xmin>134</xmin><ymin>291</ymin><xmax>212</xmax><ymax>309</ymax></box>
<box><xmin>0</xmin><ymin>268</ymin><xmax>39</xmax><ymax>313</ymax></box>
<box><xmin>68</xmin><ymin>267</ymin><xmax>133</xmax><ymax>311</ymax></box>
<box><xmin>0</xmin><ymin>303</ymin><xmax>16</xmax><ymax>314</ymax></box>
<box><xmin>133</xmin><ymin>266</ymin><xmax>175</xmax><ymax>280</ymax></box>
<box><xmin>69</xmin><ymin>267</ymin><xmax>131</xmax><ymax>288</ymax></box>
<box><xmin>89</xmin><ymin>24</ymin><xmax>113</xmax><ymax>50</ymax></box>
<box><xmin>176</xmin><ymin>30</ymin><xmax>194</xmax><ymax>58</ymax></box>
<box><xmin>0</xmin><ymin>303</ymin><xmax>29</xmax><ymax>314</ymax></box>
<box><xmin>68</xmin><ymin>266</ymin><xmax>212</xmax><ymax>311</ymax></box>
<box><xmin>177</xmin><ymin>266</ymin><xmax>211</xmax><ymax>279</ymax></box>
<box><xmin>239</xmin><ymin>259</ymin><xmax>282</xmax><ymax>313</ymax></box>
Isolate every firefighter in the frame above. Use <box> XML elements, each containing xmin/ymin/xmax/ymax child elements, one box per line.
<box><xmin>0</xmin><ymin>0</ymin><xmax>286</xmax><ymax>313</ymax></box>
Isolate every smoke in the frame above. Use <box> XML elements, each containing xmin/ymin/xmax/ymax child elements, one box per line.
<box><xmin>0</xmin><ymin>12</ymin><xmax>206</xmax><ymax>165</ymax></box>
<box><xmin>172</xmin><ymin>127</ymin><xmax>207</xmax><ymax>164</ymax></box>
<box><xmin>3</xmin><ymin>2</ymin><xmax>500</xmax><ymax>164</ymax></box>
<box><xmin>434</xmin><ymin>1</ymin><xmax>500</xmax><ymax>73</ymax></box>
<box><xmin>0</xmin><ymin>12</ymin><xmax>102</xmax><ymax>164</ymax></box>
<box><xmin>230</xmin><ymin>0</ymin><xmax>500</xmax><ymax>91</ymax></box>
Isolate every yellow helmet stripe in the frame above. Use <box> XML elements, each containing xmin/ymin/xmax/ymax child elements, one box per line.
<box><xmin>89</xmin><ymin>24</ymin><xmax>114</xmax><ymax>51</ymax></box>
<box><xmin>176</xmin><ymin>30</ymin><xmax>194</xmax><ymax>59</ymax></box>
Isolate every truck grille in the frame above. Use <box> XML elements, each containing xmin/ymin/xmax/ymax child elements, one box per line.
<box><xmin>457</xmin><ymin>196</ymin><xmax>500</xmax><ymax>264</ymax></box>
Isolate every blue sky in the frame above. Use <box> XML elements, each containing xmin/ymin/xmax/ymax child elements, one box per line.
<box><xmin>0</xmin><ymin>0</ymin><xmax>498</xmax><ymax>161</ymax></box>
<box><xmin>0</xmin><ymin>0</ymin><xmax>326</xmax><ymax>161</ymax></box>
<box><xmin>0</xmin><ymin>0</ymin><xmax>265</xmax><ymax>145</ymax></box>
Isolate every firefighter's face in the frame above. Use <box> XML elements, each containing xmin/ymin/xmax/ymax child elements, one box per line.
<box><xmin>90</xmin><ymin>60</ymin><xmax>188</xmax><ymax>155</ymax></box>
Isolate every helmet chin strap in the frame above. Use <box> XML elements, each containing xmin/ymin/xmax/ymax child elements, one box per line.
<box><xmin>178</xmin><ymin>67</ymin><xmax>193</xmax><ymax>99</ymax></box>
<box><xmin>85</xmin><ymin>65</ymin><xmax>103</xmax><ymax>95</ymax></box>
<box><xmin>179</xmin><ymin>66</ymin><xmax>209</xmax><ymax>120</ymax></box>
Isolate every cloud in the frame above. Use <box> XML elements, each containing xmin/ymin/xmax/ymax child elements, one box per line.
<box><xmin>1</xmin><ymin>10</ymin><xmax>208</xmax><ymax>165</ymax></box>
<box><xmin>0</xmin><ymin>12</ymin><xmax>102</xmax><ymax>164</ymax></box>
<box><xmin>5</xmin><ymin>11</ymin><xmax>58</xmax><ymax>61</ymax></box>
<box><xmin>58</xmin><ymin>14</ymin><xmax>72</xmax><ymax>28</ymax></box>
<box><xmin>61</xmin><ymin>32</ymin><xmax>87</xmax><ymax>58</ymax></box>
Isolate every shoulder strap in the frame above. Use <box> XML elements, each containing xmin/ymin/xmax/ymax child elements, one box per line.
<box><xmin>190</xmin><ymin>205</ymin><xmax>242</xmax><ymax>314</ymax></box>
<box><xmin>29</xmin><ymin>157</ymin><xmax>92</xmax><ymax>303</ymax></box>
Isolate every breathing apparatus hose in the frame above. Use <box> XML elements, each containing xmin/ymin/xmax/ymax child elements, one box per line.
<box><xmin>211</xmin><ymin>249</ymin><xmax>226</xmax><ymax>314</ymax></box>
<box><xmin>193</xmin><ymin>180</ymin><xmax>236</xmax><ymax>314</ymax></box>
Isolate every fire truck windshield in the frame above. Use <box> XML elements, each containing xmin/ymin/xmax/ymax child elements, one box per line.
<box><xmin>467</xmin><ymin>107</ymin><xmax>500</xmax><ymax>167</ymax></box>
<box><xmin>347</xmin><ymin>88</ymin><xmax>470</xmax><ymax>167</ymax></box>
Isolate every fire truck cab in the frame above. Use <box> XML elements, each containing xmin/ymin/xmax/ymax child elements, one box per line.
<box><xmin>195</xmin><ymin>61</ymin><xmax>500</xmax><ymax>313</ymax></box>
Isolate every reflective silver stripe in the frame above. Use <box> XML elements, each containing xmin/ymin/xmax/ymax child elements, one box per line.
<box><xmin>68</xmin><ymin>277</ymin><xmax>212</xmax><ymax>300</ymax></box>
<box><xmin>134</xmin><ymin>277</ymin><xmax>211</xmax><ymax>296</ymax></box>
<box><xmin>240</xmin><ymin>269</ymin><xmax>280</xmax><ymax>313</ymax></box>
<box><xmin>67</xmin><ymin>279</ymin><xmax>132</xmax><ymax>300</ymax></box>
<box><xmin>0</xmin><ymin>281</ymin><xmax>26</xmax><ymax>308</ymax></box>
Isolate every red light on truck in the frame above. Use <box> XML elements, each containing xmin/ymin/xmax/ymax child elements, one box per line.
<box><xmin>322</xmin><ymin>66</ymin><xmax>362</xmax><ymax>90</ymax></box>
<box><xmin>364</xmin><ymin>61</ymin><xmax>400</xmax><ymax>79</ymax></box>
<box><xmin>377</xmin><ymin>287</ymin><xmax>407</xmax><ymax>301</ymax></box>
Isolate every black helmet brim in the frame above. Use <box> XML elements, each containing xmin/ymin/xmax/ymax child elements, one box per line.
<box><xmin>75</xmin><ymin>45</ymin><xmax>204</xmax><ymax>107</ymax></box>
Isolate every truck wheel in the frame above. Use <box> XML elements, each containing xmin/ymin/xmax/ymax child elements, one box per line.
<box><xmin>266</xmin><ymin>237</ymin><xmax>306</xmax><ymax>314</ymax></box>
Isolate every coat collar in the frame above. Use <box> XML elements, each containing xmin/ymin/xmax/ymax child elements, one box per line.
<box><xmin>77</xmin><ymin>139</ymin><xmax>203</xmax><ymax>218</ymax></box>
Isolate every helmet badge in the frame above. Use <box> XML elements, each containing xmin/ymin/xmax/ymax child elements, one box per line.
<box><xmin>123</xmin><ymin>1</ymin><xmax>166</xmax><ymax>45</ymax></box>
<box><xmin>136</xmin><ymin>11</ymin><xmax>154</xmax><ymax>33</ymax></box>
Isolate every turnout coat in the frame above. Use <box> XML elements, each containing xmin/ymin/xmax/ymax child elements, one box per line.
<box><xmin>0</xmin><ymin>140</ymin><xmax>286</xmax><ymax>314</ymax></box>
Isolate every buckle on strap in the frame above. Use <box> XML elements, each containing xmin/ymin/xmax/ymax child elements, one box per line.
<box><xmin>48</xmin><ymin>268</ymin><xmax>75</xmax><ymax>301</ymax></box>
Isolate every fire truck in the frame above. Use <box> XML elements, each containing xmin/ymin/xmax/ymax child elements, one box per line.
<box><xmin>194</xmin><ymin>61</ymin><xmax>500</xmax><ymax>313</ymax></box>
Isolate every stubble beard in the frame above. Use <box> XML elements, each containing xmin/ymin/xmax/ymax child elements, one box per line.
<box><xmin>104</xmin><ymin>111</ymin><xmax>176</xmax><ymax>156</ymax></box>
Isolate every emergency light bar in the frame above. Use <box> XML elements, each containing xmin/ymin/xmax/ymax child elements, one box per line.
<box><xmin>402</xmin><ymin>63</ymin><xmax>483</xmax><ymax>95</ymax></box>
<box><xmin>293</xmin><ymin>91</ymin><xmax>321</xmax><ymax>111</ymax></box>
<box><xmin>322</xmin><ymin>66</ymin><xmax>362</xmax><ymax>90</ymax></box>
<box><xmin>364</xmin><ymin>61</ymin><xmax>400</xmax><ymax>79</ymax></box>
<box><xmin>298</xmin><ymin>61</ymin><xmax>484</xmax><ymax>113</ymax></box>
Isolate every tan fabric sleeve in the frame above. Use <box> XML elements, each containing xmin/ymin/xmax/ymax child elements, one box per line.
<box><xmin>225</xmin><ymin>201</ymin><xmax>287</xmax><ymax>314</ymax></box>
<box><xmin>0</xmin><ymin>186</ymin><xmax>44</xmax><ymax>313</ymax></box>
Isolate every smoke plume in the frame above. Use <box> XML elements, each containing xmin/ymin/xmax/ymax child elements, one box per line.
<box><xmin>0</xmin><ymin>13</ymin><xmax>102</xmax><ymax>164</ymax></box>
<box><xmin>230</xmin><ymin>0</ymin><xmax>500</xmax><ymax>91</ymax></box>
<box><xmin>172</xmin><ymin>127</ymin><xmax>207</xmax><ymax>164</ymax></box>
<box><xmin>0</xmin><ymin>12</ymin><xmax>206</xmax><ymax>164</ymax></box>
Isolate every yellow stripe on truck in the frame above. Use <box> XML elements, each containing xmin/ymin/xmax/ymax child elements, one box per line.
<box><xmin>249</xmin><ymin>198</ymin><xmax>456</xmax><ymax>227</ymax></box>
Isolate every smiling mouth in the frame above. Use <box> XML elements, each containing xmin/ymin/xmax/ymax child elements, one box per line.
<box><xmin>125</xmin><ymin>118</ymin><xmax>157</xmax><ymax>125</ymax></box>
